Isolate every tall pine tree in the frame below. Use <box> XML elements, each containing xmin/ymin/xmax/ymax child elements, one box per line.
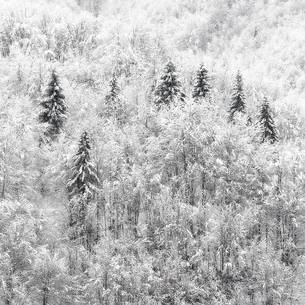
<box><xmin>192</xmin><ymin>64</ymin><xmax>211</xmax><ymax>100</ymax></box>
<box><xmin>259</xmin><ymin>97</ymin><xmax>278</xmax><ymax>144</ymax></box>
<box><xmin>154</xmin><ymin>61</ymin><xmax>185</xmax><ymax>109</ymax></box>
<box><xmin>39</xmin><ymin>70</ymin><xmax>67</xmax><ymax>140</ymax></box>
<box><xmin>67</xmin><ymin>131</ymin><xmax>100</xmax><ymax>250</ymax></box>
<box><xmin>228</xmin><ymin>71</ymin><xmax>246</xmax><ymax>121</ymax></box>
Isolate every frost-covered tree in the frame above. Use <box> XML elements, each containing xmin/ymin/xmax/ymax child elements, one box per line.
<box><xmin>1</xmin><ymin>2</ymin><xmax>305</xmax><ymax>304</ymax></box>
<box><xmin>39</xmin><ymin>70</ymin><xmax>67</xmax><ymax>140</ymax></box>
<box><xmin>29</xmin><ymin>248</ymin><xmax>76</xmax><ymax>305</ymax></box>
<box><xmin>67</xmin><ymin>131</ymin><xmax>99</xmax><ymax>199</ymax></box>
<box><xmin>228</xmin><ymin>71</ymin><xmax>246</xmax><ymax>121</ymax></box>
<box><xmin>105</xmin><ymin>75</ymin><xmax>120</xmax><ymax>116</ymax></box>
<box><xmin>154</xmin><ymin>61</ymin><xmax>185</xmax><ymax>108</ymax></box>
<box><xmin>259</xmin><ymin>97</ymin><xmax>278</xmax><ymax>143</ymax></box>
<box><xmin>67</xmin><ymin>131</ymin><xmax>100</xmax><ymax>250</ymax></box>
<box><xmin>192</xmin><ymin>64</ymin><xmax>211</xmax><ymax>100</ymax></box>
<box><xmin>104</xmin><ymin>74</ymin><xmax>127</xmax><ymax>124</ymax></box>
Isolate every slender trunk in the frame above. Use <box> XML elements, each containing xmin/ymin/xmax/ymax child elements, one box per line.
<box><xmin>2</xmin><ymin>141</ymin><xmax>7</xmax><ymax>199</ymax></box>
<box><xmin>115</xmin><ymin>201</ymin><xmax>119</xmax><ymax>239</ymax></box>
<box><xmin>133</xmin><ymin>191</ymin><xmax>141</xmax><ymax>238</ymax></box>
<box><xmin>42</xmin><ymin>285</ymin><xmax>49</xmax><ymax>305</ymax></box>
<box><xmin>96</xmin><ymin>199</ymin><xmax>101</xmax><ymax>242</ymax></box>
<box><xmin>2</xmin><ymin>171</ymin><xmax>6</xmax><ymax>199</ymax></box>
<box><xmin>5</xmin><ymin>274</ymin><xmax>13</xmax><ymax>305</ymax></box>
<box><xmin>103</xmin><ymin>199</ymin><xmax>107</xmax><ymax>238</ymax></box>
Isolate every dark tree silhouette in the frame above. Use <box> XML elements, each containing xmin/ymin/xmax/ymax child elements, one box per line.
<box><xmin>67</xmin><ymin>131</ymin><xmax>100</xmax><ymax>250</ymax></box>
<box><xmin>192</xmin><ymin>64</ymin><xmax>211</xmax><ymax>100</ymax></box>
<box><xmin>105</xmin><ymin>75</ymin><xmax>120</xmax><ymax>115</ymax></box>
<box><xmin>228</xmin><ymin>71</ymin><xmax>246</xmax><ymax>121</ymax></box>
<box><xmin>67</xmin><ymin>131</ymin><xmax>99</xmax><ymax>198</ymax></box>
<box><xmin>104</xmin><ymin>74</ymin><xmax>127</xmax><ymax>124</ymax></box>
<box><xmin>39</xmin><ymin>70</ymin><xmax>67</xmax><ymax>140</ymax></box>
<box><xmin>259</xmin><ymin>97</ymin><xmax>278</xmax><ymax>144</ymax></box>
<box><xmin>154</xmin><ymin>61</ymin><xmax>185</xmax><ymax>109</ymax></box>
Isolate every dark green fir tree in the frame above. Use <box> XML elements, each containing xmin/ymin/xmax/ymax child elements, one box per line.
<box><xmin>39</xmin><ymin>70</ymin><xmax>67</xmax><ymax>140</ymax></box>
<box><xmin>154</xmin><ymin>61</ymin><xmax>185</xmax><ymax>109</ymax></box>
<box><xmin>228</xmin><ymin>71</ymin><xmax>246</xmax><ymax>121</ymax></box>
<box><xmin>259</xmin><ymin>97</ymin><xmax>278</xmax><ymax>144</ymax></box>
<box><xmin>192</xmin><ymin>64</ymin><xmax>211</xmax><ymax>100</ymax></box>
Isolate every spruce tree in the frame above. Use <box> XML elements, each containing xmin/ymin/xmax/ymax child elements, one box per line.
<box><xmin>192</xmin><ymin>64</ymin><xmax>211</xmax><ymax>100</ymax></box>
<box><xmin>39</xmin><ymin>70</ymin><xmax>67</xmax><ymax>140</ymax></box>
<box><xmin>259</xmin><ymin>97</ymin><xmax>278</xmax><ymax>144</ymax></box>
<box><xmin>228</xmin><ymin>71</ymin><xmax>246</xmax><ymax>121</ymax></box>
<box><xmin>104</xmin><ymin>75</ymin><xmax>125</xmax><ymax>123</ymax></box>
<box><xmin>67</xmin><ymin>131</ymin><xmax>100</xmax><ymax>199</ymax></box>
<box><xmin>154</xmin><ymin>61</ymin><xmax>185</xmax><ymax>109</ymax></box>
<box><xmin>67</xmin><ymin>131</ymin><xmax>100</xmax><ymax>250</ymax></box>
<box><xmin>105</xmin><ymin>75</ymin><xmax>119</xmax><ymax>114</ymax></box>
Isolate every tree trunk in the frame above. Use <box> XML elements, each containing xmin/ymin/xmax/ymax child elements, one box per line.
<box><xmin>5</xmin><ymin>275</ymin><xmax>13</xmax><ymax>305</ymax></box>
<box><xmin>42</xmin><ymin>286</ymin><xmax>49</xmax><ymax>305</ymax></box>
<box><xmin>2</xmin><ymin>171</ymin><xmax>6</xmax><ymax>199</ymax></box>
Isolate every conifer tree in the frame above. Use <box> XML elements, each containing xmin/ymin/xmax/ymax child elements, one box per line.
<box><xmin>39</xmin><ymin>70</ymin><xmax>67</xmax><ymax>140</ymax></box>
<box><xmin>192</xmin><ymin>64</ymin><xmax>211</xmax><ymax>100</ymax></box>
<box><xmin>67</xmin><ymin>131</ymin><xmax>99</xmax><ymax>199</ymax></box>
<box><xmin>104</xmin><ymin>75</ymin><xmax>125</xmax><ymax>123</ymax></box>
<box><xmin>67</xmin><ymin>131</ymin><xmax>100</xmax><ymax>250</ymax></box>
<box><xmin>154</xmin><ymin>61</ymin><xmax>185</xmax><ymax>109</ymax></box>
<box><xmin>259</xmin><ymin>97</ymin><xmax>278</xmax><ymax>144</ymax></box>
<box><xmin>228</xmin><ymin>71</ymin><xmax>246</xmax><ymax>121</ymax></box>
<box><xmin>105</xmin><ymin>75</ymin><xmax>119</xmax><ymax>114</ymax></box>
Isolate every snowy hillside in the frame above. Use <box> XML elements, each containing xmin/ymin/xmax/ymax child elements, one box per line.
<box><xmin>0</xmin><ymin>0</ymin><xmax>305</xmax><ymax>304</ymax></box>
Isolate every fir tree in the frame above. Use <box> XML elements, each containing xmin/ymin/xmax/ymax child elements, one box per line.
<box><xmin>192</xmin><ymin>64</ymin><xmax>211</xmax><ymax>100</ymax></box>
<box><xmin>154</xmin><ymin>61</ymin><xmax>185</xmax><ymax>109</ymax></box>
<box><xmin>39</xmin><ymin>70</ymin><xmax>67</xmax><ymax>140</ymax></box>
<box><xmin>67</xmin><ymin>131</ymin><xmax>100</xmax><ymax>250</ymax></box>
<box><xmin>259</xmin><ymin>97</ymin><xmax>278</xmax><ymax>144</ymax></box>
<box><xmin>67</xmin><ymin>131</ymin><xmax>100</xmax><ymax>199</ymax></box>
<box><xmin>104</xmin><ymin>75</ymin><xmax>125</xmax><ymax>123</ymax></box>
<box><xmin>228</xmin><ymin>71</ymin><xmax>246</xmax><ymax>121</ymax></box>
<box><xmin>105</xmin><ymin>75</ymin><xmax>119</xmax><ymax>114</ymax></box>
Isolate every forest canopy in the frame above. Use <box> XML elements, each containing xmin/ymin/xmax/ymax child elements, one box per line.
<box><xmin>0</xmin><ymin>0</ymin><xmax>305</xmax><ymax>304</ymax></box>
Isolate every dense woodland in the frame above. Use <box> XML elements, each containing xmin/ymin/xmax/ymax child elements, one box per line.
<box><xmin>0</xmin><ymin>0</ymin><xmax>305</xmax><ymax>304</ymax></box>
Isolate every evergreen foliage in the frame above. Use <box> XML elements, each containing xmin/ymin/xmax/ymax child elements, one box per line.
<box><xmin>2</xmin><ymin>1</ymin><xmax>305</xmax><ymax>304</ymax></box>
<box><xmin>228</xmin><ymin>71</ymin><xmax>246</xmax><ymax>121</ymax></box>
<box><xmin>39</xmin><ymin>70</ymin><xmax>67</xmax><ymax>140</ymax></box>
<box><xmin>104</xmin><ymin>75</ymin><xmax>126</xmax><ymax>124</ymax></box>
<box><xmin>105</xmin><ymin>75</ymin><xmax>120</xmax><ymax>115</ymax></box>
<box><xmin>259</xmin><ymin>97</ymin><xmax>278</xmax><ymax>143</ymax></box>
<box><xmin>192</xmin><ymin>64</ymin><xmax>211</xmax><ymax>100</ymax></box>
<box><xmin>67</xmin><ymin>131</ymin><xmax>100</xmax><ymax>249</ymax></box>
<box><xmin>154</xmin><ymin>61</ymin><xmax>185</xmax><ymax>108</ymax></box>
<box><xmin>67</xmin><ymin>131</ymin><xmax>99</xmax><ymax>199</ymax></box>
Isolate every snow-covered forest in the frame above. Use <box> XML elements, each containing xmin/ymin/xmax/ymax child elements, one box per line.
<box><xmin>0</xmin><ymin>0</ymin><xmax>305</xmax><ymax>304</ymax></box>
